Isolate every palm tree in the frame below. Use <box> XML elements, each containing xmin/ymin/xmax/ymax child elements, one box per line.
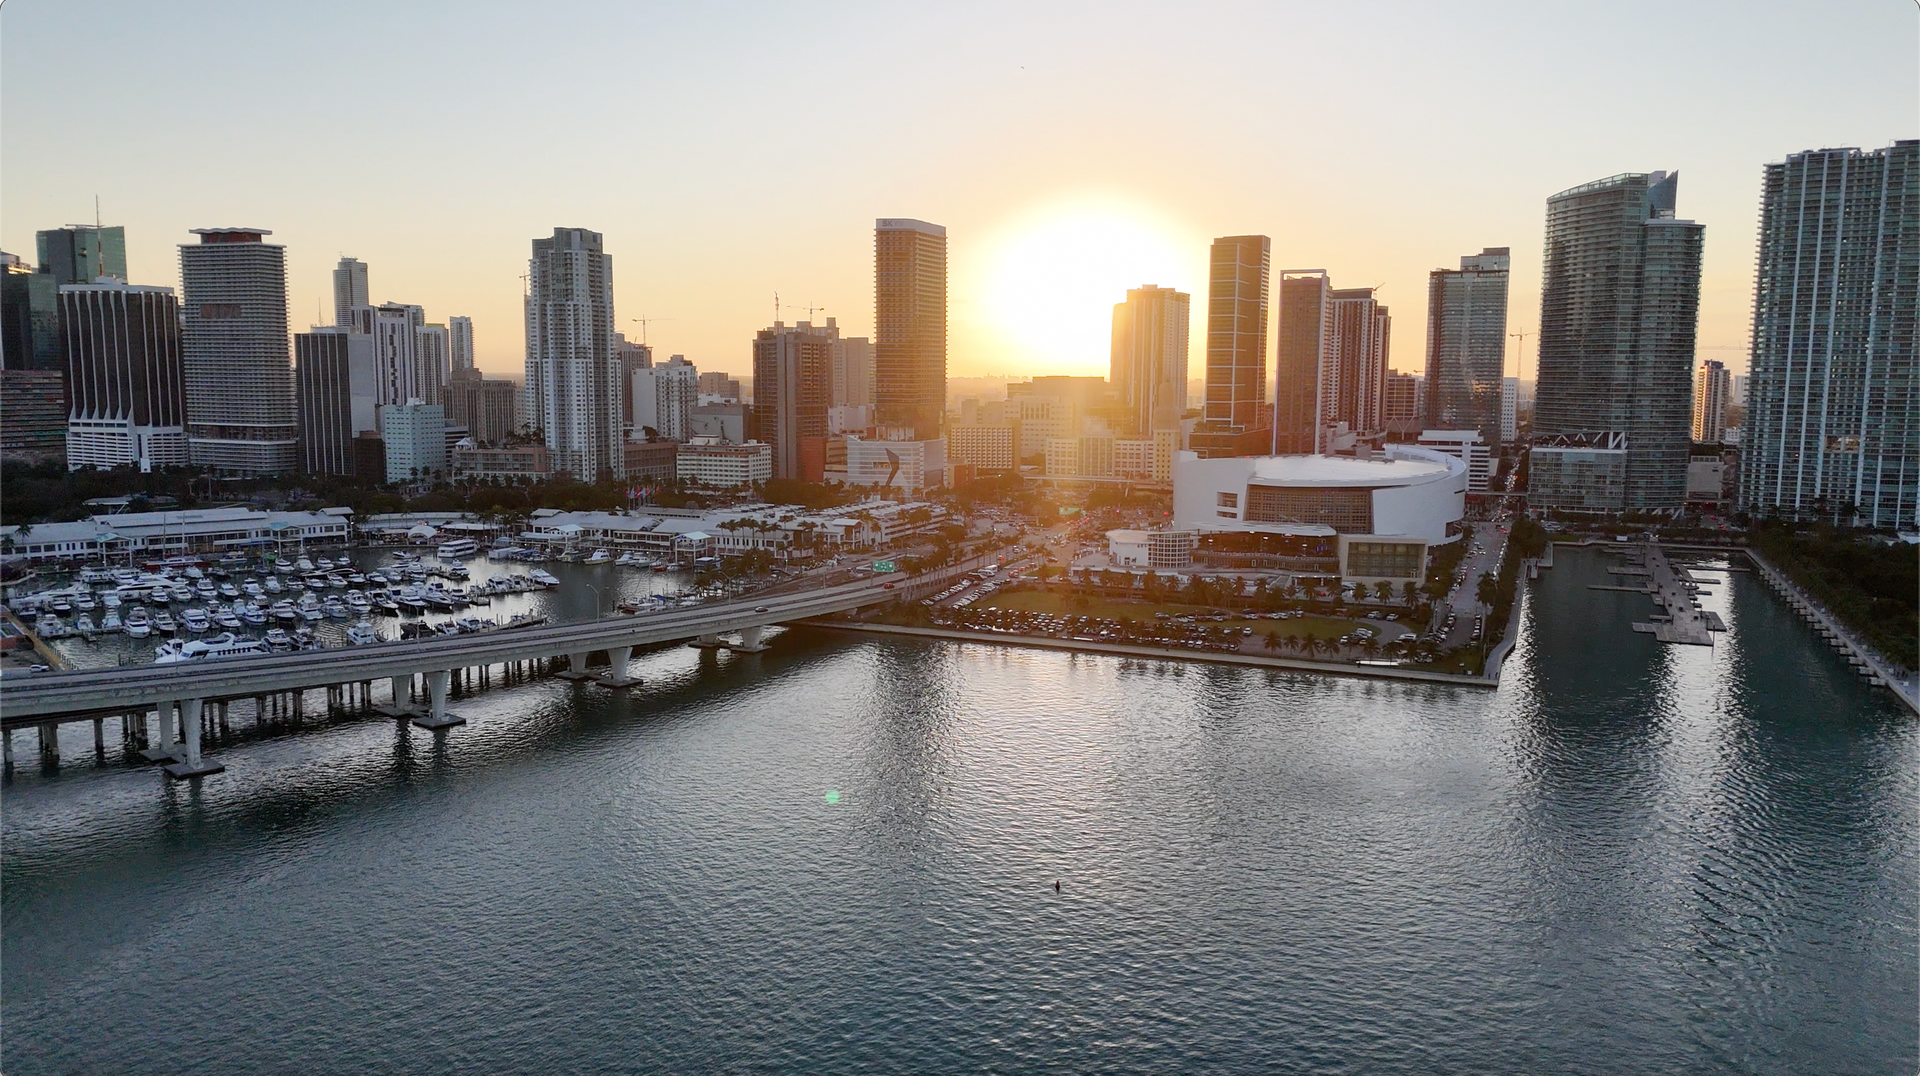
<box><xmin>1263</xmin><ymin>630</ymin><xmax>1281</xmax><ymax>651</ymax></box>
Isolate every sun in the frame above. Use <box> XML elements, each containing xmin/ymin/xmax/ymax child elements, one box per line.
<box><xmin>978</xmin><ymin>201</ymin><xmax>1198</xmax><ymax>376</ymax></box>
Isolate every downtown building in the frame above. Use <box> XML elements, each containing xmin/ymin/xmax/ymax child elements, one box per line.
<box><xmin>1741</xmin><ymin>141</ymin><xmax>1918</xmax><ymax>528</ymax></box>
<box><xmin>1192</xmin><ymin>235</ymin><xmax>1271</xmax><ymax>457</ymax></box>
<box><xmin>1423</xmin><ymin>248</ymin><xmax>1511</xmax><ymax>446</ymax></box>
<box><xmin>1110</xmin><ymin>285</ymin><xmax>1191</xmax><ymax>436</ymax></box>
<box><xmin>1692</xmin><ymin>359</ymin><xmax>1730</xmax><ymax>444</ymax></box>
<box><xmin>525</xmin><ymin>227</ymin><xmax>623</xmax><ymax>480</ymax></box>
<box><xmin>179</xmin><ymin>228</ymin><xmax>298</xmax><ymax>475</ymax></box>
<box><xmin>332</xmin><ymin>257</ymin><xmax>368</xmax><ymax>326</ymax></box>
<box><xmin>874</xmin><ymin>218</ymin><xmax>947</xmax><ymax>438</ymax></box>
<box><xmin>1531</xmin><ymin>173</ymin><xmax>1703</xmax><ymax>510</ymax></box>
<box><xmin>753</xmin><ymin>321</ymin><xmax>835</xmax><ymax>480</ymax></box>
<box><xmin>1274</xmin><ymin>271</ymin><xmax>1390</xmax><ymax>453</ymax></box>
<box><xmin>448</xmin><ymin>315</ymin><xmax>475</xmax><ymax>375</ymax></box>
<box><xmin>295</xmin><ymin>326</ymin><xmax>378</xmax><ymax>475</ymax></box>
<box><xmin>59</xmin><ymin>281</ymin><xmax>189</xmax><ymax>471</ymax></box>
<box><xmin>633</xmin><ymin>354</ymin><xmax>699</xmax><ymax>441</ymax></box>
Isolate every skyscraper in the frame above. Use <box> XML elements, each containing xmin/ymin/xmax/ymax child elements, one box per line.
<box><xmin>1193</xmin><ymin>236</ymin><xmax>1271</xmax><ymax>457</ymax></box>
<box><xmin>754</xmin><ymin>321</ymin><xmax>835</xmax><ymax>480</ymax></box>
<box><xmin>1110</xmin><ymin>285</ymin><xmax>1191</xmax><ymax>436</ymax></box>
<box><xmin>633</xmin><ymin>354</ymin><xmax>698</xmax><ymax>441</ymax></box>
<box><xmin>1424</xmin><ymin>248</ymin><xmax>1511</xmax><ymax>446</ymax></box>
<box><xmin>38</xmin><ymin>226</ymin><xmax>127</xmax><ymax>285</ymax></box>
<box><xmin>1272</xmin><ymin>269</ymin><xmax>1327</xmax><ymax>455</ymax></box>
<box><xmin>1741</xmin><ymin>141</ymin><xmax>1918</xmax><ymax>527</ymax></box>
<box><xmin>526</xmin><ymin>228</ymin><xmax>621</xmax><ymax>480</ymax></box>
<box><xmin>417</xmin><ymin>323</ymin><xmax>449</xmax><ymax>405</ymax></box>
<box><xmin>831</xmin><ymin>328</ymin><xmax>873</xmax><ymax>409</ymax></box>
<box><xmin>1692</xmin><ymin>359</ymin><xmax>1729</xmax><ymax>444</ymax></box>
<box><xmin>2</xmin><ymin>252</ymin><xmax>60</xmax><ymax>372</ymax></box>
<box><xmin>333</xmin><ymin>257</ymin><xmax>368</xmax><ymax>326</ymax></box>
<box><xmin>1532</xmin><ymin>172</ymin><xmax>1704</xmax><ymax>509</ymax></box>
<box><xmin>295</xmin><ymin>326</ymin><xmax>377</xmax><ymax>475</ymax></box>
<box><xmin>367</xmin><ymin>302</ymin><xmax>423</xmax><ymax>414</ymax></box>
<box><xmin>448</xmin><ymin>315</ymin><xmax>474</xmax><ymax>374</ymax></box>
<box><xmin>179</xmin><ymin>228</ymin><xmax>297</xmax><ymax>475</ymax></box>
<box><xmin>874</xmin><ymin>218</ymin><xmax>946</xmax><ymax>438</ymax></box>
<box><xmin>58</xmin><ymin>281</ymin><xmax>188</xmax><ymax>471</ymax></box>
<box><xmin>613</xmin><ymin>332</ymin><xmax>653</xmax><ymax>435</ymax></box>
<box><xmin>1325</xmin><ymin>287</ymin><xmax>1390</xmax><ymax>439</ymax></box>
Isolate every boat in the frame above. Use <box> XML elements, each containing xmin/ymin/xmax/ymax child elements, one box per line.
<box><xmin>213</xmin><ymin>607</ymin><xmax>243</xmax><ymax>629</ymax></box>
<box><xmin>585</xmin><ymin>548</ymin><xmax>612</xmax><ymax>564</ymax></box>
<box><xmin>346</xmin><ymin>572</ymin><xmax>367</xmax><ymax>585</ymax></box>
<box><xmin>182</xmin><ymin>607</ymin><xmax>211</xmax><ymax>632</ymax></box>
<box><xmin>529</xmin><ymin>569</ymin><xmax>560</xmax><ymax>587</ymax></box>
<box><xmin>373</xmin><ymin>596</ymin><xmax>402</xmax><ymax>616</ymax></box>
<box><xmin>124</xmin><ymin>610</ymin><xmax>152</xmax><ymax>638</ymax></box>
<box><xmin>73</xmin><ymin>592</ymin><xmax>97</xmax><ymax>611</ymax></box>
<box><xmin>263</xmin><ymin>628</ymin><xmax>295</xmax><ymax>650</ymax></box>
<box><xmin>102</xmin><ymin>591</ymin><xmax>123</xmax><ymax>609</ymax></box>
<box><xmin>346</xmin><ymin>621</ymin><xmax>381</xmax><ymax>646</ymax></box>
<box><xmin>274</xmin><ymin>559</ymin><xmax>298</xmax><ymax>574</ymax></box>
<box><xmin>77</xmin><ymin>567</ymin><xmax>116</xmax><ymax>585</ymax></box>
<box><xmin>442</xmin><ymin>564</ymin><xmax>470</xmax><ymax>580</ymax></box>
<box><xmin>154</xmin><ymin>632</ymin><xmax>271</xmax><ymax>664</ymax></box>
<box><xmin>436</xmin><ymin>538</ymin><xmax>479</xmax><ymax>558</ymax></box>
<box><xmin>239</xmin><ymin>603</ymin><xmax>268</xmax><ymax>626</ymax></box>
<box><xmin>322</xmin><ymin>598</ymin><xmax>350</xmax><ymax>618</ymax></box>
<box><xmin>270</xmin><ymin>600</ymin><xmax>299</xmax><ymax>622</ymax></box>
<box><xmin>152</xmin><ymin>609</ymin><xmax>178</xmax><ymax>633</ymax></box>
<box><xmin>49</xmin><ymin>596</ymin><xmax>73</xmax><ymax>613</ymax></box>
<box><xmin>396</xmin><ymin>585</ymin><xmax>428</xmax><ymax>610</ymax></box>
<box><xmin>651</xmin><ymin>562</ymin><xmax>669</xmax><ymax>573</ymax></box>
<box><xmin>295</xmin><ymin>557</ymin><xmax>315</xmax><ymax>571</ymax></box>
<box><xmin>219</xmin><ymin>582</ymin><xmax>241</xmax><ymax>599</ymax></box>
<box><xmin>263</xmin><ymin>576</ymin><xmax>284</xmax><ymax>594</ymax></box>
<box><xmin>101</xmin><ymin>608</ymin><xmax>123</xmax><ymax>631</ymax></box>
<box><xmin>170</xmin><ymin>585</ymin><xmax>194</xmax><ymax>602</ymax></box>
<box><xmin>293</xmin><ymin>627</ymin><xmax>319</xmax><ymax>648</ymax></box>
<box><xmin>75</xmin><ymin>614</ymin><xmax>96</xmax><ymax>635</ymax></box>
<box><xmin>242</xmin><ymin>580</ymin><xmax>263</xmax><ymax>597</ymax></box>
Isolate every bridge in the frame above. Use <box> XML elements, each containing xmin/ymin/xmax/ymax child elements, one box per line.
<box><xmin>1</xmin><ymin>560</ymin><xmax>979</xmax><ymax>779</ymax></box>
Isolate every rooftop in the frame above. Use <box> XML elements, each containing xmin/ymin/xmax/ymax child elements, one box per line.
<box><xmin>1241</xmin><ymin>453</ymin><xmax>1453</xmax><ymax>488</ymax></box>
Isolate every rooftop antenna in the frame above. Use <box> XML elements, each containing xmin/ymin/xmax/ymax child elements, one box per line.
<box><xmin>773</xmin><ymin>291</ymin><xmax>780</xmax><ymax>326</ymax></box>
<box><xmin>94</xmin><ymin>195</ymin><xmax>104</xmax><ymax>279</ymax></box>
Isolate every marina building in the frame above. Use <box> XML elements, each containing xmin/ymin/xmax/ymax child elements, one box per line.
<box><xmin>0</xmin><ymin>506</ymin><xmax>350</xmax><ymax>564</ymax></box>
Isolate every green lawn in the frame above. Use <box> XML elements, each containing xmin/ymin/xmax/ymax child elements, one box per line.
<box><xmin>976</xmin><ymin>589</ymin><xmax>1411</xmax><ymax>641</ymax></box>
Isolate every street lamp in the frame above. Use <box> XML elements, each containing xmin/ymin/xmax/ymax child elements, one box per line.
<box><xmin>584</xmin><ymin>582</ymin><xmax>607</xmax><ymax>619</ymax></box>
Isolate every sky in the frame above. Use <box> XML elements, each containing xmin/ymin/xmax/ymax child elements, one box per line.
<box><xmin>3</xmin><ymin>0</ymin><xmax>1914</xmax><ymax>388</ymax></box>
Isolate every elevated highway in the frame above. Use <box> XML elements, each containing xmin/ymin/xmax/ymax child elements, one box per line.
<box><xmin>0</xmin><ymin>559</ymin><xmax>981</xmax><ymax>777</ymax></box>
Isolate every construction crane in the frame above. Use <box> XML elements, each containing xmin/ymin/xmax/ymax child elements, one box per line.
<box><xmin>628</xmin><ymin>317</ymin><xmax>674</xmax><ymax>345</ymax></box>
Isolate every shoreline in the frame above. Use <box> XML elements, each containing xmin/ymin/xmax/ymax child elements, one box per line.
<box><xmin>801</xmin><ymin>620</ymin><xmax>1500</xmax><ymax>689</ymax></box>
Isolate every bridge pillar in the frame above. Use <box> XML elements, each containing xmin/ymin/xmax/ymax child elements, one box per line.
<box><xmin>733</xmin><ymin>625</ymin><xmax>770</xmax><ymax>653</ymax></box>
<box><xmin>38</xmin><ymin>723</ymin><xmax>58</xmax><ymax>763</ymax></box>
<box><xmin>689</xmin><ymin>634</ymin><xmax>724</xmax><ymax>650</ymax></box>
<box><xmin>93</xmin><ymin>717</ymin><xmax>105</xmax><ymax>761</ymax></box>
<box><xmin>411</xmin><ymin>670</ymin><xmax>466</xmax><ymax>730</ymax></box>
<box><xmin>375</xmin><ymin>675</ymin><xmax>420</xmax><ymax>718</ymax></box>
<box><xmin>163</xmin><ymin>699</ymin><xmax>223</xmax><ymax>779</ymax></box>
<box><xmin>595</xmin><ymin>645</ymin><xmax>638</xmax><ymax>687</ymax></box>
<box><xmin>2</xmin><ymin>728</ymin><xmax>11</xmax><ymax>770</ymax></box>
<box><xmin>141</xmin><ymin>702</ymin><xmax>180</xmax><ymax>763</ymax></box>
<box><xmin>557</xmin><ymin>651</ymin><xmax>595</xmax><ymax>680</ymax></box>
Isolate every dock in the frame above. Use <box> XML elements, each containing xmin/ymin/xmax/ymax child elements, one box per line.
<box><xmin>1622</xmin><ymin>544</ymin><xmax>1718</xmax><ymax>646</ymax></box>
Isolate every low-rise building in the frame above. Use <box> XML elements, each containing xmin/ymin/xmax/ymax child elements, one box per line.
<box><xmin>948</xmin><ymin>424</ymin><xmax>1014</xmax><ymax>471</ymax></box>
<box><xmin>0</xmin><ymin>506</ymin><xmax>350</xmax><ymax>563</ymax></box>
<box><xmin>838</xmin><ymin>436</ymin><xmax>944</xmax><ymax>491</ymax></box>
<box><xmin>1529</xmin><ymin>433</ymin><xmax>1628</xmax><ymax>511</ymax></box>
<box><xmin>677</xmin><ymin>440</ymin><xmax>771</xmax><ymax>487</ymax></box>
<box><xmin>624</xmin><ymin>438</ymin><xmax>678</xmax><ymax>484</ymax></box>
<box><xmin>452</xmin><ymin>443</ymin><xmax>552</xmax><ymax>481</ymax></box>
<box><xmin>520</xmin><ymin>497</ymin><xmax>951</xmax><ymax>561</ymax></box>
<box><xmin>1416</xmin><ymin>429</ymin><xmax>1493</xmax><ymax>492</ymax></box>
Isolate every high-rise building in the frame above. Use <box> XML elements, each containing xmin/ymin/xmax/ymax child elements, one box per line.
<box><xmin>831</xmin><ymin>328</ymin><xmax>873</xmax><ymax>409</ymax></box>
<box><xmin>698</xmin><ymin>369</ymin><xmax>742</xmax><ymax>400</ymax></box>
<box><xmin>1271</xmin><ymin>270</ymin><xmax>1327</xmax><ymax>455</ymax></box>
<box><xmin>874</xmin><ymin>218</ymin><xmax>947</xmax><ymax>438</ymax></box>
<box><xmin>1110</xmin><ymin>285</ymin><xmax>1191</xmax><ymax>436</ymax></box>
<box><xmin>365</xmin><ymin>302</ymin><xmax>423</xmax><ymax>415</ymax></box>
<box><xmin>59</xmin><ymin>281</ymin><xmax>188</xmax><ymax>471</ymax></box>
<box><xmin>1195</xmin><ymin>236</ymin><xmax>1271</xmax><ymax>457</ymax></box>
<box><xmin>442</xmin><ymin>375</ymin><xmax>518</xmax><ymax>446</ymax></box>
<box><xmin>332</xmin><ymin>258</ymin><xmax>368</xmax><ymax>326</ymax></box>
<box><xmin>179</xmin><ymin>228</ymin><xmax>297</xmax><ymax>475</ymax></box>
<box><xmin>1533</xmin><ymin>172</ymin><xmax>1703</xmax><ymax>509</ymax></box>
<box><xmin>380</xmin><ymin>402</ymin><xmax>446</xmax><ymax>484</ymax></box>
<box><xmin>525</xmin><ymin>227</ymin><xmax>622</xmax><ymax>480</ymax></box>
<box><xmin>754</xmin><ymin>321</ymin><xmax>835</xmax><ymax>480</ymax></box>
<box><xmin>295</xmin><ymin>326</ymin><xmax>377</xmax><ymax>475</ymax></box>
<box><xmin>2</xmin><ymin>253</ymin><xmax>60</xmax><ymax>372</ymax></box>
<box><xmin>1731</xmin><ymin>374</ymin><xmax>1750</xmax><ymax>407</ymax></box>
<box><xmin>1692</xmin><ymin>359</ymin><xmax>1730</xmax><ymax>444</ymax></box>
<box><xmin>1325</xmin><ymin>287</ymin><xmax>1391</xmax><ymax>441</ymax></box>
<box><xmin>417</xmin><ymin>323</ymin><xmax>449</xmax><ymax>405</ymax></box>
<box><xmin>1424</xmin><ymin>248</ymin><xmax>1511</xmax><ymax>446</ymax></box>
<box><xmin>1501</xmin><ymin>377</ymin><xmax>1519</xmax><ymax>443</ymax></box>
<box><xmin>448</xmin><ymin>315</ymin><xmax>474</xmax><ymax>374</ymax></box>
<box><xmin>37</xmin><ymin>226</ymin><xmax>126</xmax><ymax>285</ymax></box>
<box><xmin>1383</xmin><ymin>371</ymin><xmax>1424</xmax><ymax>433</ymax></box>
<box><xmin>1741</xmin><ymin>141</ymin><xmax>1918</xmax><ymax>527</ymax></box>
<box><xmin>633</xmin><ymin>354</ymin><xmax>698</xmax><ymax>441</ymax></box>
<box><xmin>613</xmin><ymin>332</ymin><xmax>653</xmax><ymax>434</ymax></box>
<box><xmin>0</xmin><ymin>370</ymin><xmax>68</xmax><ymax>461</ymax></box>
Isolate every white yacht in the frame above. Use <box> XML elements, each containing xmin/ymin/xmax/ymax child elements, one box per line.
<box><xmin>529</xmin><ymin>569</ymin><xmax>560</xmax><ymax>587</ymax></box>
<box><xmin>73</xmin><ymin>592</ymin><xmax>97</xmax><ymax>612</ymax></box>
<box><xmin>346</xmin><ymin>621</ymin><xmax>381</xmax><ymax>646</ymax></box>
<box><xmin>213</xmin><ymin>607</ymin><xmax>244</xmax><ymax>630</ymax></box>
<box><xmin>322</xmin><ymin>597</ymin><xmax>350</xmax><ymax>618</ymax></box>
<box><xmin>75</xmin><ymin>614</ymin><xmax>96</xmax><ymax>634</ymax></box>
<box><xmin>182</xmin><ymin>607</ymin><xmax>211</xmax><ymax>633</ymax></box>
<box><xmin>124</xmin><ymin>609</ymin><xmax>152</xmax><ymax>638</ymax></box>
<box><xmin>585</xmin><ymin>549</ymin><xmax>612</xmax><ymax>564</ymax></box>
<box><xmin>239</xmin><ymin>603</ymin><xmax>268</xmax><ymax>626</ymax></box>
<box><xmin>270</xmin><ymin>600</ymin><xmax>299</xmax><ymax>622</ymax></box>
<box><xmin>263</xmin><ymin>575</ymin><xmax>284</xmax><ymax>594</ymax></box>
<box><xmin>101</xmin><ymin>608</ymin><xmax>123</xmax><ymax>631</ymax></box>
<box><xmin>263</xmin><ymin>628</ymin><xmax>295</xmax><ymax>650</ymax></box>
<box><xmin>295</xmin><ymin>557</ymin><xmax>315</xmax><ymax>572</ymax></box>
<box><xmin>152</xmin><ymin>609</ymin><xmax>178</xmax><ymax>633</ymax></box>
<box><xmin>436</xmin><ymin>538</ymin><xmax>479</xmax><ymax>558</ymax></box>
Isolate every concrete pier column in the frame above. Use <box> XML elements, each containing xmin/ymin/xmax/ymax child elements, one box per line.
<box><xmin>3</xmin><ymin>729</ymin><xmax>13</xmax><ymax>769</ymax></box>
<box><xmin>692</xmin><ymin>634</ymin><xmax>723</xmax><ymax>649</ymax></box>
<box><xmin>734</xmin><ymin>625</ymin><xmax>769</xmax><ymax>652</ymax></box>
<box><xmin>377</xmin><ymin>675</ymin><xmax>418</xmax><ymax>718</ymax></box>
<box><xmin>93</xmin><ymin>717</ymin><xmax>105</xmax><ymax>759</ymax></box>
<box><xmin>142</xmin><ymin>703</ymin><xmax>178</xmax><ymax>762</ymax></box>
<box><xmin>596</xmin><ymin>646</ymin><xmax>638</xmax><ymax>687</ymax></box>
<box><xmin>162</xmin><ymin>699</ymin><xmax>222</xmax><ymax>779</ymax></box>
<box><xmin>411</xmin><ymin>670</ymin><xmax>466</xmax><ymax>730</ymax></box>
<box><xmin>559</xmin><ymin>652</ymin><xmax>594</xmax><ymax>680</ymax></box>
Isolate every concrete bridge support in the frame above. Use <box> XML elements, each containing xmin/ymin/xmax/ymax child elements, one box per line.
<box><xmin>558</xmin><ymin>651</ymin><xmax>595</xmax><ymax>680</ymax></box>
<box><xmin>376</xmin><ymin>675</ymin><xmax>419</xmax><ymax>718</ymax></box>
<box><xmin>411</xmin><ymin>670</ymin><xmax>467</xmax><ymax>730</ymax></box>
<box><xmin>733</xmin><ymin>625</ymin><xmax>769</xmax><ymax>653</ymax></box>
<box><xmin>141</xmin><ymin>702</ymin><xmax>180</xmax><ymax>762</ymax></box>
<box><xmin>595</xmin><ymin>645</ymin><xmax>639</xmax><ymax>688</ymax></box>
<box><xmin>162</xmin><ymin>698</ymin><xmax>223</xmax><ymax>779</ymax></box>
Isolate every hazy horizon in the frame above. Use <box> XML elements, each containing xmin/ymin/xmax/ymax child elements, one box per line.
<box><xmin>4</xmin><ymin>0</ymin><xmax>1912</xmax><ymax>387</ymax></box>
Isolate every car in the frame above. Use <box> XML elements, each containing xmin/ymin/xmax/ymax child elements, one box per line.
<box><xmin>754</xmin><ymin>605</ymin><xmax>770</xmax><ymax>613</ymax></box>
<box><xmin>28</xmin><ymin>664</ymin><xmax>50</xmax><ymax>673</ymax></box>
<box><xmin>881</xmin><ymin>582</ymin><xmax>894</xmax><ymax>589</ymax></box>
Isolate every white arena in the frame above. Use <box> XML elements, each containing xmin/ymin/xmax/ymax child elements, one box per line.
<box><xmin>1170</xmin><ymin>447</ymin><xmax>1468</xmax><ymax>583</ymax></box>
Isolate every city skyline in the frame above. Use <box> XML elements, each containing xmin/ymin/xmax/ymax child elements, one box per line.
<box><xmin>3</xmin><ymin>1</ymin><xmax>1909</xmax><ymax>386</ymax></box>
